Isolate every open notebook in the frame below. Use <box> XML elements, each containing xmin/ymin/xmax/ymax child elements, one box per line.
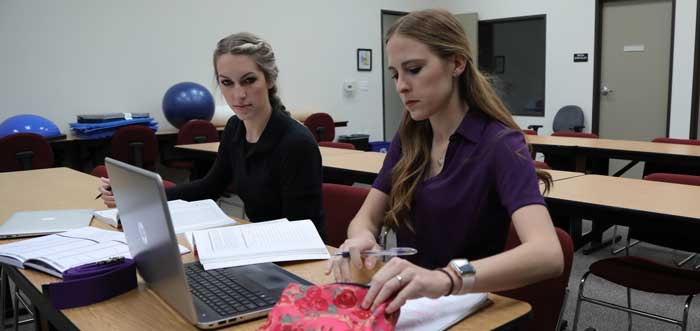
<box><xmin>192</xmin><ymin>219</ymin><xmax>329</xmax><ymax>270</ymax></box>
<box><xmin>0</xmin><ymin>227</ymin><xmax>189</xmax><ymax>278</ymax></box>
<box><xmin>94</xmin><ymin>199</ymin><xmax>237</xmax><ymax>232</ymax></box>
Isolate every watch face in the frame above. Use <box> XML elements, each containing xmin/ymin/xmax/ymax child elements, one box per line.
<box><xmin>458</xmin><ymin>263</ymin><xmax>476</xmax><ymax>275</ymax></box>
<box><xmin>451</xmin><ymin>259</ymin><xmax>475</xmax><ymax>275</ymax></box>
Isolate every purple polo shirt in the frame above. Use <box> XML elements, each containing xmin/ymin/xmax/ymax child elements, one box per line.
<box><xmin>373</xmin><ymin>110</ymin><xmax>545</xmax><ymax>269</ymax></box>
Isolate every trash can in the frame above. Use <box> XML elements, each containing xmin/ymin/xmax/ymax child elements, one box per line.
<box><xmin>369</xmin><ymin>141</ymin><xmax>390</xmax><ymax>153</ymax></box>
<box><xmin>338</xmin><ymin>134</ymin><xmax>370</xmax><ymax>151</ymax></box>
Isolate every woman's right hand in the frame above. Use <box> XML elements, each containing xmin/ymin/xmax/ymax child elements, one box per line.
<box><xmin>98</xmin><ymin>177</ymin><xmax>116</xmax><ymax>208</ymax></box>
<box><xmin>326</xmin><ymin>236</ymin><xmax>382</xmax><ymax>283</ymax></box>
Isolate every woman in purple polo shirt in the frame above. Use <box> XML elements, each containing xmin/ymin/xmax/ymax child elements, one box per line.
<box><xmin>328</xmin><ymin>9</ymin><xmax>562</xmax><ymax>314</ymax></box>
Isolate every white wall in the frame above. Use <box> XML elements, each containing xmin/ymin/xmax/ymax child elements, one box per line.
<box><xmin>439</xmin><ymin>0</ymin><xmax>697</xmax><ymax>138</ymax></box>
<box><xmin>0</xmin><ymin>0</ymin><xmax>431</xmax><ymax>141</ymax></box>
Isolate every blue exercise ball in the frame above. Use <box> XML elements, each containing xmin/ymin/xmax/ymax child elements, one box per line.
<box><xmin>162</xmin><ymin>82</ymin><xmax>215</xmax><ymax>128</ymax></box>
<box><xmin>0</xmin><ymin>114</ymin><xmax>62</xmax><ymax>139</ymax></box>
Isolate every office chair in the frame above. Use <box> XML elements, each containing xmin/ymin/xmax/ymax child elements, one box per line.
<box><xmin>0</xmin><ymin>133</ymin><xmax>54</xmax><ymax>172</ymax></box>
<box><xmin>322</xmin><ymin>183</ymin><xmax>369</xmax><ymax>247</ymax></box>
<box><xmin>552</xmin><ymin>105</ymin><xmax>585</xmax><ymax>132</ymax></box>
<box><xmin>533</xmin><ymin>160</ymin><xmax>551</xmax><ymax>169</ymax></box>
<box><xmin>304</xmin><ymin>113</ymin><xmax>335</xmax><ymax>142</ymax></box>
<box><xmin>496</xmin><ymin>225</ymin><xmax>574</xmax><ymax>331</ymax></box>
<box><xmin>572</xmin><ymin>245</ymin><xmax>700</xmax><ymax>330</ymax></box>
<box><xmin>318</xmin><ymin>141</ymin><xmax>356</xmax><ymax>150</ymax></box>
<box><xmin>164</xmin><ymin>119</ymin><xmax>219</xmax><ymax>180</ymax></box>
<box><xmin>523</xmin><ymin>129</ymin><xmax>538</xmax><ymax>135</ymax></box>
<box><xmin>109</xmin><ymin>125</ymin><xmax>158</xmax><ymax>170</ymax></box>
<box><xmin>611</xmin><ymin>173</ymin><xmax>700</xmax><ymax>269</ymax></box>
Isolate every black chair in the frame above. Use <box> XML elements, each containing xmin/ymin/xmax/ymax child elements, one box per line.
<box><xmin>553</xmin><ymin>105</ymin><xmax>585</xmax><ymax>132</ymax></box>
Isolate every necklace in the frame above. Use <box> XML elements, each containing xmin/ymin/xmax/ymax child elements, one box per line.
<box><xmin>437</xmin><ymin>155</ymin><xmax>445</xmax><ymax>167</ymax></box>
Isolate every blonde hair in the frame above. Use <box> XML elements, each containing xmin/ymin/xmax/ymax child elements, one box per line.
<box><xmin>384</xmin><ymin>9</ymin><xmax>552</xmax><ymax>231</ymax></box>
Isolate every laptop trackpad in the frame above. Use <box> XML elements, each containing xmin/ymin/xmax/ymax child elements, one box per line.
<box><xmin>239</xmin><ymin>269</ymin><xmax>292</xmax><ymax>291</ymax></box>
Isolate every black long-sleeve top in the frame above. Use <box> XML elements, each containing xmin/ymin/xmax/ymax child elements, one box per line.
<box><xmin>166</xmin><ymin>108</ymin><xmax>326</xmax><ymax>239</ymax></box>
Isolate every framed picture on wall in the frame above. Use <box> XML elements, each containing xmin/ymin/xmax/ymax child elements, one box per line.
<box><xmin>357</xmin><ymin>48</ymin><xmax>372</xmax><ymax>71</ymax></box>
<box><xmin>494</xmin><ymin>55</ymin><xmax>505</xmax><ymax>74</ymax></box>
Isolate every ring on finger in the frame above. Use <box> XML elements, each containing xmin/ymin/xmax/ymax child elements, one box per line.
<box><xmin>395</xmin><ymin>274</ymin><xmax>403</xmax><ymax>287</ymax></box>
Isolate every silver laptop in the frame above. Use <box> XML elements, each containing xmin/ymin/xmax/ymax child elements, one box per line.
<box><xmin>0</xmin><ymin>209</ymin><xmax>93</xmax><ymax>239</ymax></box>
<box><xmin>105</xmin><ymin>158</ymin><xmax>312</xmax><ymax>329</ymax></box>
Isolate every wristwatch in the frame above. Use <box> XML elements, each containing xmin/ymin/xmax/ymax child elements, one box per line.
<box><xmin>449</xmin><ymin>259</ymin><xmax>476</xmax><ymax>292</ymax></box>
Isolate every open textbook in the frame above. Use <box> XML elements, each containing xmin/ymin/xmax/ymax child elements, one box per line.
<box><xmin>396</xmin><ymin>293</ymin><xmax>490</xmax><ymax>331</ymax></box>
<box><xmin>193</xmin><ymin>219</ymin><xmax>329</xmax><ymax>270</ymax></box>
<box><xmin>94</xmin><ymin>199</ymin><xmax>237</xmax><ymax>232</ymax></box>
<box><xmin>0</xmin><ymin>227</ymin><xmax>190</xmax><ymax>278</ymax></box>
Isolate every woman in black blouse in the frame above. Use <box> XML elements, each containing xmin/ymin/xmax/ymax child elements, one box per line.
<box><xmin>99</xmin><ymin>32</ymin><xmax>325</xmax><ymax>238</ymax></box>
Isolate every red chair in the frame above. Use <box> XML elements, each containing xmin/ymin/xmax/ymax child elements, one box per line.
<box><xmin>318</xmin><ymin>141</ymin><xmax>356</xmax><ymax>150</ymax></box>
<box><xmin>496</xmin><ymin>225</ymin><xmax>573</xmax><ymax>331</ymax></box>
<box><xmin>523</xmin><ymin>129</ymin><xmax>538</xmax><ymax>135</ymax></box>
<box><xmin>572</xmin><ymin>256</ymin><xmax>700</xmax><ymax>330</ymax></box>
<box><xmin>551</xmin><ymin>132</ymin><xmax>599</xmax><ymax>139</ymax></box>
<box><xmin>0</xmin><ymin>133</ymin><xmax>54</xmax><ymax>172</ymax></box>
<box><xmin>304</xmin><ymin>113</ymin><xmax>335</xmax><ymax>142</ymax></box>
<box><xmin>322</xmin><ymin>183</ymin><xmax>369</xmax><ymax>247</ymax></box>
<box><xmin>533</xmin><ymin>160</ymin><xmax>551</xmax><ymax>169</ymax></box>
<box><xmin>109</xmin><ymin>125</ymin><xmax>158</xmax><ymax>170</ymax></box>
<box><xmin>90</xmin><ymin>165</ymin><xmax>175</xmax><ymax>188</ymax></box>
<box><xmin>164</xmin><ymin>120</ymin><xmax>220</xmax><ymax>179</ymax></box>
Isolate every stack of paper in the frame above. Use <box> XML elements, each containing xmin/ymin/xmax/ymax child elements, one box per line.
<box><xmin>193</xmin><ymin>219</ymin><xmax>329</xmax><ymax>270</ymax></box>
<box><xmin>396</xmin><ymin>293</ymin><xmax>490</xmax><ymax>331</ymax></box>
<box><xmin>0</xmin><ymin>227</ymin><xmax>190</xmax><ymax>278</ymax></box>
<box><xmin>94</xmin><ymin>199</ymin><xmax>237</xmax><ymax>232</ymax></box>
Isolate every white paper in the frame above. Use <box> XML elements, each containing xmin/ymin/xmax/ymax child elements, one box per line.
<box><xmin>168</xmin><ymin>199</ymin><xmax>237</xmax><ymax>233</ymax></box>
<box><xmin>396</xmin><ymin>293</ymin><xmax>490</xmax><ymax>331</ymax></box>
<box><xmin>193</xmin><ymin>219</ymin><xmax>329</xmax><ymax>270</ymax></box>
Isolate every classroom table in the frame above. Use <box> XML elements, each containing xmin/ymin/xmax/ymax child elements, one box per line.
<box><xmin>320</xmin><ymin>151</ymin><xmax>585</xmax><ymax>184</ymax></box>
<box><xmin>0</xmin><ymin>167</ymin><xmax>532</xmax><ymax>330</ymax></box>
<box><xmin>48</xmin><ymin>126</ymin><xmax>225</xmax><ymax>172</ymax></box>
<box><xmin>542</xmin><ymin>174</ymin><xmax>700</xmax><ymax>249</ymax></box>
<box><xmin>527</xmin><ymin>135</ymin><xmax>700</xmax><ymax>176</ymax></box>
<box><xmin>176</xmin><ymin>142</ymin><xmax>364</xmax><ymax>158</ymax></box>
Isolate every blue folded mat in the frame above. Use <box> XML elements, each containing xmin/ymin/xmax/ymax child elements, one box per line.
<box><xmin>69</xmin><ymin>118</ymin><xmax>158</xmax><ymax>138</ymax></box>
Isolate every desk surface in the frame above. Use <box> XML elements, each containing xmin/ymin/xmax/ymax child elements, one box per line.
<box><xmin>0</xmin><ymin>168</ymin><xmax>531</xmax><ymax>330</ymax></box>
<box><xmin>527</xmin><ymin>135</ymin><xmax>700</xmax><ymax>157</ymax></box>
<box><xmin>544</xmin><ymin>174</ymin><xmax>700</xmax><ymax>220</ymax></box>
<box><xmin>176</xmin><ymin>143</ymin><xmax>368</xmax><ymax>158</ymax></box>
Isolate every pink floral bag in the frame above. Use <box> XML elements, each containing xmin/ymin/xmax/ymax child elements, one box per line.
<box><xmin>257</xmin><ymin>283</ymin><xmax>399</xmax><ymax>331</ymax></box>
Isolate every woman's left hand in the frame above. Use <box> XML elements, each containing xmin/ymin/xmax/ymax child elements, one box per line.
<box><xmin>362</xmin><ymin>257</ymin><xmax>452</xmax><ymax>314</ymax></box>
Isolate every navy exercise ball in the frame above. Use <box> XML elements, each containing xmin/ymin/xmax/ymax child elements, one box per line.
<box><xmin>0</xmin><ymin>114</ymin><xmax>62</xmax><ymax>139</ymax></box>
<box><xmin>162</xmin><ymin>82</ymin><xmax>215</xmax><ymax>128</ymax></box>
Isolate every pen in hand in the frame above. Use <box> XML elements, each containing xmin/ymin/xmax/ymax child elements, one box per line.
<box><xmin>334</xmin><ymin>247</ymin><xmax>418</xmax><ymax>258</ymax></box>
<box><xmin>95</xmin><ymin>186</ymin><xmax>111</xmax><ymax>200</ymax></box>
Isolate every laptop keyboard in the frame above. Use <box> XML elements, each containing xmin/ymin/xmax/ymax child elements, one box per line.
<box><xmin>185</xmin><ymin>263</ymin><xmax>278</xmax><ymax>317</ymax></box>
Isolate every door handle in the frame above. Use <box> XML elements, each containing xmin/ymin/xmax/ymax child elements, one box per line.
<box><xmin>601</xmin><ymin>85</ymin><xmax>614</xmax><ymax>96</ymax></box>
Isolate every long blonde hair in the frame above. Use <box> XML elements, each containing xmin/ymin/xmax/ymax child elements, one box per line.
<box><xmin>385</xmin><ymin>9</ymin><xmax>552</xmax><ymax>231</ymax></box>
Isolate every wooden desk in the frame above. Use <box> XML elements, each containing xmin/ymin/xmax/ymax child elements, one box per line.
<box><xmin>175</xmin><ymin>142</ymin><xmax>220</xmax><ymax>154</ymax></box>
<box><xmin>543</xmin><ymin>174</ymin><xmax>700</xmax><ymax>248</ymax></box>
<box><xmin>175</xmin><ymin>143</ymin><xmax>363</xmax><ymax>158</ymax></box>
<box><xmin>527</xmin><ymin>135</ymin><xmax>700</xmax><ymax>176</ymax></box>
<box><xmin>0</xmin><ymin>168</ymin><xmax>531</xmax><ymax>330</ymax></box>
